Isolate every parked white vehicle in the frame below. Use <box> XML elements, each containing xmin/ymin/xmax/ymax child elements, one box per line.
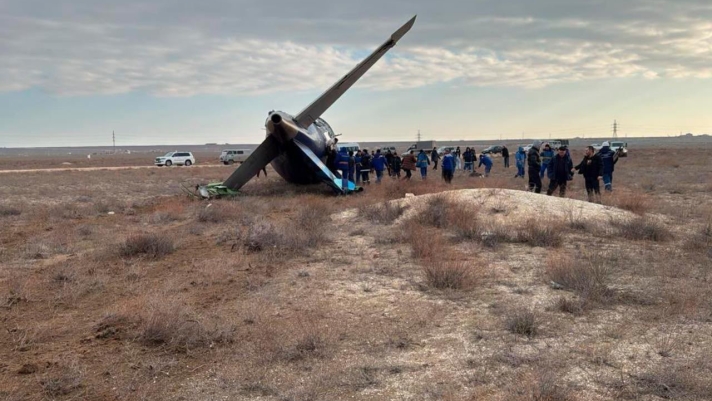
<box><xmin>336</xmin><ymin>142</ymin><xmax>360</xmax><ymax>154</ymax></box>
<box><xmin>155</xmin><ymin>151</ymin><xmax>195</xmax><ymax>167</ymax></box>
<box><xmin>219</xmin><ymin>149</ymin><xmax>252</xmax><ymax>165</ymax></box>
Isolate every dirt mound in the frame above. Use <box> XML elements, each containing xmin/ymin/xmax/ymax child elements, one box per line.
<box><xmin>336</xmin><ymin>188</ymin><xmax>634</xmax><ymax>225</ymax></box>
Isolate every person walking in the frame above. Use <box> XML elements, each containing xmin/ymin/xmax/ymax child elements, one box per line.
<box><xmin>371</xmin><ymin>149</ymin><xmax>387</xmax><ymax>183</ymax></box>
<box><xmin>441</xmin><ymin>148</ymin><xmax>455</xmax><ymax>183</ymax></box>
<box><xmin>431</xmin><ymin>147</ymin><xmax>440</xmax><ymax>170</ymax></box>
<box><xmin>598</xmin><ymin>141</ymin><xmax>619</xmax><ymax>192</ymax></box>
<box><xmin>256</xmin><ymin>165</ymin><xmax>268</xmax><ymax>177</ymax></box>
<box><xmin>539</xmin><ymin>143</ymin><xmax>554</xmax><ymax>179</ymax></box>
<box><xmin>515</xmin><ymin>146</ymin><xmax>526</xmax><ymax>178</ymax></box>
<box><xmin>354</xmin><ymin>150</ymin><xmax>362</xmax><ymax>185</ymax></box>
<box><xmin>575</xmin><ymin>145</ymin><xmax>603</xmax><ymax>203</ymax></box>
<box><xmin>478</xmin><ymin>153</ymin><xmax>493</xmax><ymax>177</ymax></box>
<box><xmin>502</xmin><ymin>145</ymin><xmax>510</xmax><ymax>168</ymax></box>
<box><xmin>391</xmin><ymin>152</ymin><xmax>402</xmax><ymax>178</ymax></box>
<box><xmin>360</xmin><ymin>149</ymin><xmax>371</xmax><ymax>184</ymax></box>
<box><xmin>546</xmin><ymin>146</ymin><xmax>573</xmax><ymax>197</ymax></box>
<box><xmin>417</xmin><ymin>149</ymin><xmax>430</xmax><ymax>179</ymax></box>
<box><xmin>335</xmin><ymin>147</ymin><xmax>351</xmax><ymax>193</ymax></box>
<box><xmin>402</xmin><ymin>150</ymin><xmax>417</xmax><ymax>180</ymax></box>
<box><xmin>528</xmin><ymin>141</ymin><xmax>543</xmax><ymax>193</ymax></box>
<box><xmin>385</xmin><ymin>150</ymin><xmax>394</xmax><ymax>177</ymax></box>
<box><xmin>347</xmin><ymin>151</ymin><xmax>355</xmax><ymax>185</ymax></box>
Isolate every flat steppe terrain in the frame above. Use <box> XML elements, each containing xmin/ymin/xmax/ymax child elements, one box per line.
<box><xmin>1</xmin><ymin>142</ymin><xmax>711</xmax><ymax>400</ymax></box>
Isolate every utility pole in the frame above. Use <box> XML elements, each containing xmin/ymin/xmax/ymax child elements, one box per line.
<box><xmin>613</xmin><ymin>120</ymin><xmax>618</xmax><ymax>139</ymax></box>
<box><xmin>112</xmin><ymin>131</ymin><xmax>116</xmax><ymax>154</ymax></box>
<box><xmin>417</xmin><ymin>129</ymin><xmax>421</xmax><ymax>142</ymax></box>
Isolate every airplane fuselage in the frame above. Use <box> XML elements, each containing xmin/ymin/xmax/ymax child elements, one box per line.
<box><xmin>266</xmin><ymin>111</ymin><xmax>336</xmax><ymax>184</ymax></box>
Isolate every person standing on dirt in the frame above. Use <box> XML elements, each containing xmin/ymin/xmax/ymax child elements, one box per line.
<box><xmin>354</xmin><ymin>150</ymin><xmax>362</xmax><ymax>185</ymax></box>
<box><xmin>478</xmin><ymin>153</ymin><xmax>493</xmax><ymax>177</ymax></box>
<box><xmin>598</xmin><ymin>141</ymin><xmax>619</xmax><ymax>192</ymax></box>
<box><xmin>463</xmin><ymin>147</ymin><xmax>474</xmax><ymax>172</ymax></box>
<box><xmin>417</xmin><ymin>149</ymin><xmax>430</xmax><ymax>179</ymax></box>
<box><xmin>515</xmin><ymin>146</ymin><xmax>526</xmax><ymax>178</ymax></box>
<box><xmin>441</xmin><ymin>148</ymin><xmax>455</xmax><ymax>183</ymax></box>
<box><xmin>528</xmin><ymin>140</ymin><xmax>543</xmax><ymax>193</ymax></box>
<box><xmin>336</xmin><ymin>147</ymin><xmax>351</xmax><ymax>192</ymax></box>
<box><xmin>402</xmin><ymin>150</ymin><xmax>417</xmax><ymax>180</ymax></box>
<box><xmin>360</xmin><ymin>149</ymin><xmax>371</xmax><ymax>184</ymax></box>
<box><xmin>455</xmin><ymin>146</ymin><xmax>462</xmax><ymax>170</ymax></box>
<box><xmin>431</xmin><ymin>147</ymin><xmax>440</xmax><ymax>170</ymax></box>
<box><xmin>256</xmin><ymin>165</ymin><xmax>268</xmax><ymax>177</ymax></box>
<box><xmin>502</xmin><ymin>146</ymin><xmax>510</xmax><ymax>168</ymax></box>
<box><xmin>348</xmin><ymin>151</ymin><xmax>355</xmax><ymax>184</ymax></box>
<box><xmin>539</xmin><ymin>143</ymin><xmax>554</xmax><ymax>179</ymax></box>
<box><xmin>385</xmin><ymin>150</ymin><xmax>394</xmax><ymax>177</ymax></box>
<box><xmin>575</xmin><ymin>145</ymin><xmax>603</xmax><ymax>203</ymax></box>
<box><xmin>371</xmin><ymin>149</ymin><xmax>387</xmax><ymax>183</ymax></box>
<box><xmin>391</xmin><ymin>151</ymin><xmax>402</xmax><ymax>178</ymax></box>
<box><xmin>546</xmin><ymin>146</ymin><xmax>573</xmax><ymax>197</ymax></box>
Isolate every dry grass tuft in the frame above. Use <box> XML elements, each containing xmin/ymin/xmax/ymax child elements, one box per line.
<box><xmin>407</xmin><ymin>225</ymin><xmax>444</xmax><ymax>260</ymax></box>
<box><xmin>547</xmin><ymin>253</ymin><xmax>614</xmax><ymax>308</ymax></box>
<box><xmin>635</xmin><ymin>363</ymin><xmax>712</xmax><ymax>400</ymax></box>
<box><xmin>606</xmin><ymin>191</ymin><xmax>651</xmax><ymax>215</ymax></box>
<box><xmin>139</xmin><ymin>299</ymin><xmax>234</xmax><ymax>353</ymax></box>
<box><xmin>40</xmin><ymin>365</ymin><xmax>84</xmax><ymax>397</ymax></box>
<box><xmin>358</xmin><ymin>201</ymin><xmax>407</xmax><ymax>224</ymax></box>
<box><xmin>684</xmin><ymin>220</ymin><xmax>712</xmax><ymax>253</ymax></box>
<box><xmin>119</xmin><ymin>234</ymin><xmax>175</xmax><ymax>259</ymax></box>
<box><xmin>506</xmin><ymin>310</ymin><xmax>538</xmax><ymax>338</ymax></box>
<box><xmin>0</xmin><ymin>205</ymin><xmax>22</xmax><ymax>216</ymax></box>
<box><xmin>615</xmin><ymin>217</ymin><xmax>673</xmax><ymax>242</ymax></box>
<box><xmin>517</xmin><ymin>219</ymin><xmax>564</xmax><ymax>248</ymax></box>
<box><xmin>531</xmin><ymin>372</ymin><xmax>575</xmax><ymax>401</ymax></box>
<box><xmin>423</xmin><ymin>261</ymin><xmax>479</xmax><ymax>290</ymax></box>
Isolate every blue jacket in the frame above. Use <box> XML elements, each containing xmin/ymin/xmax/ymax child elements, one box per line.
<box><xmin>478</xmin><ymin>155</ymin><xmax>493</xmax><ymax>168</ymax></box>
<box><xmin>515</xmin><ymin>147</ymin><xmax>526</xmax><ymax>167</ymax></box>
<box><xmin>416</xmin><ymin>152</ymin><xmax>430</xmax><ymax>167</ymax></box>
<box><xmin>335</xmin><ymin>150</ymin><xmax>350</xmax><ymax>173</ymax></box>
<box><xmin>441</xmin><ymin>154</ymin><xmax>455</xmax><ymax>171</ymax></box>
<box><xmin>540</xmin><ymin>149</ymin><xmax>554</xmax><ymax>165</ymax></box>
<box><xmin>371</xmin><ymin>153</ymin><xmax>387</xmax><ymax>171</ymax></box>
<box><xmin>598</xmin><ymin>146</ymin><xmax>618</xmax><ymax>175</ymax></box>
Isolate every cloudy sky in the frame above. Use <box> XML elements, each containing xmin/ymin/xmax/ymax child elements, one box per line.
<box><xmin>1</xmin><ymin>0</ymin><xmax>712</xmax><ymax>147</ymax></box>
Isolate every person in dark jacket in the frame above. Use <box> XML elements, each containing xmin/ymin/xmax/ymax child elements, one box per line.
<box><xmin>515</xmin><ymin>146</ymin><xmax>526</xmax><ymax>178</ymax></box>
<box><xmin>431</xmin><ymin>147</ymin><xmax>440</xmax><ymax>170</ymax></box>
<box><xmin>401</xmin><ymin>150</ymin><xmax>417</xmax><ymax>180</ymax></box>
<box><xmin>360</xmin><ymin>149</ymin><xmax>371</xmax><ymax>184</ymax></box>
<box><xmin>385</xmin><ymin>150</ymin><xmax>394</xmax><ymax>177</ymax></box>
<box><xmin>478</xmin><ymin>153</ymin><xmax>493</xmax><ymax>177</ymax></box>
<box><xmin>354</xmin><ymin>150</ymin><xmax>362</xmax><ymax>184</ymax></box>
<box><xmin>371</xmin><ymin>149</ymin><xmax>387</xmax><ymax>183</ymax></box>
<box><xmin>527</xmin><ymin>141</ymin><xmax>543</xmax><ymax>193</ymax></box>
<box><xmin>501</xmin><ymin>146</ymin><xmax>510</xmax><ymax>168</ymax></box>
<box><xmin>598</xmin><ymin>141</ymin><xmax>619</xmax><ymax>192</ymax></box>
<box><xmin>575</xmin><ymin>145</ymin><xmax>603</xmax><ymax>203</ymax></box>
<box><xmin>335</xmin><ymin>147</ymin><xmax>350</xmax><ymax>192</ymax></box>
<box><xmin>546</xmin><ymin>146</ymin><xmax>574</xmax><ymax>197</ymax></box>
<box><xmin>391</xmin><ymin>152</ymin><xmax>402</xmax><ymax>178</ymax></box>
<box><xmin>347</xmin><ymin>151</ymin><xmax>355</xmax><ymax>185</ymax></box>
<box><xmin>463</xmin><ymin>148</ymin><xmax>475</xmax><ymax>171</ymax></box>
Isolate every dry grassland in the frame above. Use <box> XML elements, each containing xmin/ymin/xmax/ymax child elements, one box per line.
<box><xmin>1</xmin><ymin>145</ymin><xmax>711</xmax><ymax>400</ymax></box>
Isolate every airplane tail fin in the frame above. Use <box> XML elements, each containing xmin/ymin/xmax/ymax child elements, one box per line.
<box><xmin>294</xmin><ymin>15</ymin><xmax>416</xmax><ymax>128</ymax></box>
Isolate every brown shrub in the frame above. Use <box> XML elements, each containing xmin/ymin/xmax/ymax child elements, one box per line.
<box><xmin>553</xmin><ymin>296</ymin><xmax>584</xmax><ymax>316</ymax></box>
<box><xmin>407</xmin><ymin>226</ymin><xmax>444</xmax><ymax>260</ymax></box>
<box><xmin>139</xmin><ymin>299</ymin><xmax>234</xmax><ymax>352</ymax></box>
<box><xmin>423</xmin><ymin>261</ymin><xmax>479</xmax><ymax>290</ymax></box>
<box><xmin>517</xmin><ymin>219</ymin><xmax>563</xmax><ymax>248</ymax></box>
<box><xmin>40</xmin><ymin>365</ymin><xmax>84</xmax><ymax>398</ymax></box>
<box><xmin>546</xmin><ymin>253</ymin><xmax>614</xmax><ymax>307</ymax></box>
<box><xmin>635</xmin><ymin>363</ymin><xmax>712</xmax><ymax>400</ymax></box>
<box><xmin>358</xmin><ymin>201</ymin><xmax>407</xmax><ymax>224</ymax></box>
<box><xmin>506</xmin><ymin>309</ymin><xmax>538</xmax><ymax>338</ymax></box>
<box><xmin>532</xmin><ymin>372</ymin><xmax>575</xmax><ymax>401</ymax></box>
<box><xmin>683</xmin><ymin>221</ymin><xmax>712</xmax><ymax>253</ymax></box>
<box><xmin>119</xmin><ymin>234</ymin><xmax>175</xmax><ymax>259</ymax></box>
<box><xmin>615</xmin><ymin>217</ymin><xmax>672</xmax><ymax>242</ymax></box>
<box><xmin>0</xmin><ymin>205</ymin><xmax>21</xmax><ymax>216</ymax></box>
<box><xmin>606</xmin><ymin>191</ymin><xmax>650</xmax><ymax>215</ymax></box>
<box><xmin>416</xmin><ymin>195</ymin><xmax>452</xmax><ymax>228</ymax></box>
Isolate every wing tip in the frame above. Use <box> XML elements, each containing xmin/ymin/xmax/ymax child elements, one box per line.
<box><xmin>391</xmin><ymin>15</ymin><xmax>417</xmax><ymax>42</ymax></box>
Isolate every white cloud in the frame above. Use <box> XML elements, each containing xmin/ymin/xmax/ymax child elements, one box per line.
<box><xmin>1</xmin><ymin>0</ymin><xmax>712</xmax><ymax>96</ymax></box>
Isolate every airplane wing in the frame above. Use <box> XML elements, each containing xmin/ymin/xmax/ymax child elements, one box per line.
<box><xmin>294</xmin><ymin>15</ymin><xmax>416</xmax><ymax>129</ymax></box>
<box><xmin>222</xmin><ymin>134</ymin><xmax>282</xmax><ymax>190</ymax></box>
<box><xmin>293</xmin><ymin>139</ymin><xmax>361</xmax><ymax>193</ymax></box>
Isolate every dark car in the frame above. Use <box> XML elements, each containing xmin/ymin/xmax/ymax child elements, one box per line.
<box><xmin>481</xmin><ymin>145</ymin><xmax>504</xmax><ymax>155</ymax></box>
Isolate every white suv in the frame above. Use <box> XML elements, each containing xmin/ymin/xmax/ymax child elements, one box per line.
<box><xmin>155</xmin><ymin>151</ymin><xmax>195</xmax><ymax>167</ymax></box>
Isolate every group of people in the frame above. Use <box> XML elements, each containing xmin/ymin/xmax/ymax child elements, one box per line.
<box><xmin>523</xmin><ymin>140</ymin><xmax>620</xmax><ymax>203</ymax></box>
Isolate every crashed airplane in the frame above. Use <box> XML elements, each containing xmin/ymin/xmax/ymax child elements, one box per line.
<box><xmin>193</xmin><ymin>16</ymin><xmax>416</xmax><ymax>198</ymax></box>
